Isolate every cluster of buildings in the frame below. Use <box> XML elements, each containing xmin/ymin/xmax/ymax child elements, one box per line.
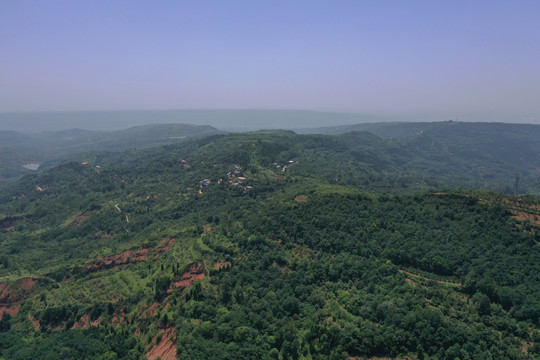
<box><xmin>199</xmin><ymin>164</ymin><xmax>253</xmax><ymax>193</ymax></box>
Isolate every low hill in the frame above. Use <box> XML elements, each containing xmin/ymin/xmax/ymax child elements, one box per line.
<box><xmin>296</xmin><ymin>120</ymin><xmax>540</xmax><ymax>139</ymax></box>
<box><xmin>298</xmin><ymin>121</ymin><xmax>540</xmax><ymax>194</ymax></box>
<box><xmin>0</xmin><ymin>123</ymin><xmax>222</xmax><ymax>187</ymax></box>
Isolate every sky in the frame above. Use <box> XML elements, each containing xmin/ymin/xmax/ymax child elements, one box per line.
<box><xmin>1</xmin><ymin>0</ymin><xmax>539</xmax><ymax>122</ymax></box>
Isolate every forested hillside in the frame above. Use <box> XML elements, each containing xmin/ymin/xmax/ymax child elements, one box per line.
<box><xmin>0</xmin><ymin>123</ymin><xmax>221</xmax><ymax>187</ymax></box>
<box><xmin>300</xmin><ymin>121</ymin><xmax>540</xmax><ymax>195</ymax></box>
<box><xmin>0</xmin><ymin>130</ymin><xmax>539</xmax><ymax>359</ymax></box>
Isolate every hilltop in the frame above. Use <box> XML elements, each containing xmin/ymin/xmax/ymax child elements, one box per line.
<box><xmin>0</xmin><ymin>123</ymin><xmax>222</xmax><ymax>187</ymax></box>
<box><xmin>3</xmin><ymin>121</ymin><xmax>540</xmax><ymax>194</ymax></box>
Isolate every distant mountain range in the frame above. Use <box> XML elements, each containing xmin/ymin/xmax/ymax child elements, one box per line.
<box><xmin>0</xmin><ymin>109</ymin><xmax>382</xmax><ymax>132</ymax></box>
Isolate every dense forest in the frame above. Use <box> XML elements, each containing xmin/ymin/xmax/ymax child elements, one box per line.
<box><xmin>3</xmin><ymin>121</ymin><xmax>540</xmax><ymax>194</ymax></box>
<box><xmin>0</xmin><ymin>129</ymin><xmax>539</xmax><ymax>359</ymax></box>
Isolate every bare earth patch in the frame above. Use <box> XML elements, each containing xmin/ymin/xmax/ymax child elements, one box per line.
<box><xmin>511</xmin><ymin>210</ymin><xmax>540</xmax><ymax>226</ymax></box>
<box><xmin>169</xmin><ymin>262</ymin><xmax>206</xmax><ymax>292</ymax></box>
<box><xmin>72</xmin><ymin>312</ymin><xmax>102</xmax><ymax>329</ymax></box>
<box><xmin>155</xmin><ymin>238</ymin><xmax>175</xmax><ymax>259</ymax></box>
<box><xmin>214</xmin><ymin>259</ymin><xmax>231</xmax><ymax>269</ymax></box>
<box><xmin>0</xmin><ymin>277</ymin><xmax>38</xmax><ymax>320</ymax></box>
<box><xmin>111</xmin><ymin>310</ymin><xmax>125</xmax><ymax>327</ymax></box>
<box><xmin>146</xmin><ymin>326</ymin><xmax>177</xmax><ymax>360</ymax></box>
<box><xmin>71</xmin><ymin>213</ymin><xmax>89</xmax><ymax>226</ymax></box>
<box><xmin>142</xmin><ymin>302</ymin><xmax>160</xmax><ymax>319</ymax></box>
<box><xmin>28</xmin><ymin>313</ymin><xmax>41</xmax><ymax>331</ymax></box>
<box><xmin>87</xmin><ymin>238</ymin><xmax>176</xmax><ymax>272</ymax></box>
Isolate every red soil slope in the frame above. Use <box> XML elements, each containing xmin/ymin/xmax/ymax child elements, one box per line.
<box><xmin>87</xmin><ymin>238</ymin><xmax>176</xmax><ymax>272</ymax></box>
<box><xmin>214</xmin><ymin>259</ymin><xmax>231</xmax><ymax>269</ymax></box>
<box><xmin>72</xmin><ymin>312</ymin><xmax>102</xmax><ymax>329</ymax></box>
<box><xmin>146</xmin><ymin>326</ymin><xmax>177</xmax><ymax>360</ymax></box>
<box><xmin>0</xmin><ymin>277</ymin><xmax>38</xmax><ymax>320</ymax></box>
<box><xmin>169</xmin><ymin>262</ymin><xmax>206</xmax><ymax>292</ymax></box>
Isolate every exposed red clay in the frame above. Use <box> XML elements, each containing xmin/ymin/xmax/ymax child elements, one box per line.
<box><xmin>146</xmin><ymin>326</ymin><xmax>177</xmax><ymax>360</ymax></box>
<box><xmin>112</xmin><ymin>310</ymin><xmax>125</xmax><ymax>327</ymax></box>
<box><xmin>71</xmin><ymin>213</ymin><xmax>89</xmax><ymax>226</ymax></box>
<box><xmin>132</xmin><ymin>248</ymin><xmax>149</xmax><ymax>262</ymax></box>
<box><xmin>155</xmin><ymin>238</ymin><xmax>175</xmax><ymax>259</ymax></box>
<box><xmin>72</xmin><ymin>313</ymin><xmax>102</xmax><ymax>329</ymax></box>
<box><xmin>0</xmin><ymin>278</ymin><xmax>38</xmax><ymax>320</ymax></box>
<box><xmin>143</xmin><ymin>302</ymin><xmax>160</xmax><ymax>319</ymax></box>
<box><xmin>19</xmin><ymin>278</ymin><xmax>37</xmax><ymax>291</ymax></box>
<box><xmin>28</xmin><ymin>313</ymin><xmax>41</xmax><ymax>331</ymax></box>
<box><xmin>86</xmin><ymin>249</ymin><xmax>139</xmax><ymax>271</ymax></box>
<box><xmin>135</xmin><ymin>302</ymin><xmax>149</xmax><ymax>318</ymax></box>
<box><xmin>0</xmin><ymin>305</ymin><xmax>19</xmax><ymax>320</ymax></box>
<box><xmin>214</xmin><ymin>259</ymin><xmax>231</xmax><ymax>269</ymax></box>
<box><xmin>87</xmin><ymin>238</ymin><xmax>176</xmax><ymax>272</ymax></box>
<box><xmin>511</xmin><ymin>210</ymin><xmax>540</xmax><ymax>226</ymax></box>
<box><xmin>91</xmin><ymin>316</ymin><xmax>102</xmax><ymax>327</ymax></box>
<box><xmin>168</xmin><ymin>262</ymin><xmax>206</xmax><ymax>292</ymax></box>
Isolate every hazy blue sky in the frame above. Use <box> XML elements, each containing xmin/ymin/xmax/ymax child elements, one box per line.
<box><xmin>1</xmin><ymin>1</ymin><xmax>539</xmax><ymax>122</ymax></box>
